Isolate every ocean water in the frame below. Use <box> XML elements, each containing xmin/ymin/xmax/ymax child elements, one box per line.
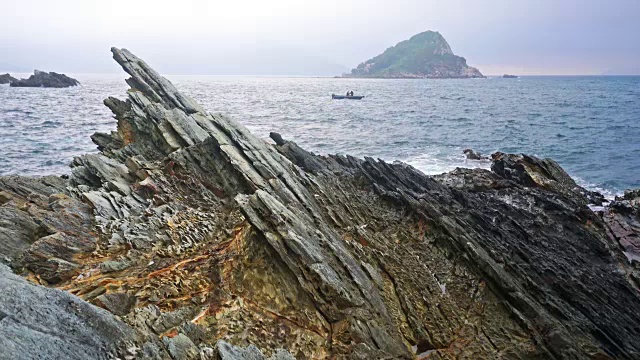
<box><xmin>1</xmin><ymin>75</ymin><xmax>638</xmax><ymax>197</ymax></box>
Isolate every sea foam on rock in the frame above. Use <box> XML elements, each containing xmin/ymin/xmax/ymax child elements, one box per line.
<box><xmin>0</xmin><ymin>48</ymin><xmax>639</xmax><ymax>359</ymax></box>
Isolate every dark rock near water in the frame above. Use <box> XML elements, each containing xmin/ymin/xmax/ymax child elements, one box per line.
<box><xmin>1</xmin><ymin>48</ymin><xmax>639</xmax><ymax>359</ymax></box>
<box><xmin>9</xmin><ymin>70</ymin><xmax>79</xmax><ymax>88</ymax></box>
<box><xmin>463</xmin><ymin>148</ymin><xmax>487</xmax><ymax>160</ymax></box>
<box><xmin>491</xmin><ymin>151</ymin><xmax>607</xmax><ymax>205</ymax></box>
<box><xmin>0</xmin><ymin>73</ymin><xmax>17</xmax><ymax>84</ymax></box>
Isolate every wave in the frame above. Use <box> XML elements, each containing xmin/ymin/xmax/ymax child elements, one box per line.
<box><xmin>403</xmin><ymin>153</ymin><xmax>624</xmax><ymax>201</ymax></box>
<box><xmin>401</xmin><ymin>152</ymin><xmax>491</xmax><ymax>175</ymax></box>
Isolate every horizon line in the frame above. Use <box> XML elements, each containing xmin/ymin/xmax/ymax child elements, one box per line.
<box><xmin>2</xmin><ymin>71</ymin><xmax>639</xmax><ymax>77</ymax></box>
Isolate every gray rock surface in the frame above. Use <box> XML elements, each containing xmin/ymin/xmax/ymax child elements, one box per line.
<box><xmin>216</xmin><ymin>341</ymin><xmax>295</xmax><ymax>360</ymax></box>
<box><xmin>95</xmin><ymin>292</ymin><xmax>137</xmax><ymax>316</ymax></box>
<box><xmin>0</xmin><ymin>73</ymin><xmax>17</xmax><ymax>84</ymax></box>
<box><xmin>0</xmin><ymin>264</ymin><xmax>134</xmax><ymax>360</ymax></box>
<box><xmin>162</xmin><ymin>334</ymin><xmax>199</xmax><ymax>360</ymax></box>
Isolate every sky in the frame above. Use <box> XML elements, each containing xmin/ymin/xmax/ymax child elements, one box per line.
<box><xmin>2</xmin><ymin>0</ymin><xmax>639</xmax><ymax>75</ymax></box>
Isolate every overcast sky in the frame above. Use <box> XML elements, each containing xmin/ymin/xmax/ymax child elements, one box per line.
<box><xmin>2</xmin><ymin>0</ymin><xmax>639</xmax><ymax>75</ymax></box>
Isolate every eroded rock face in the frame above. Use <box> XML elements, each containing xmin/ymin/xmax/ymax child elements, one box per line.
<box><xmin>601</xmin><ymin>190</ymin><xmax>640</xmax><ymax>288</ymax></box>
<box><xmin>9</xmin><ymin>70</ymin><xmax>79</xmax><ymax>88</ymax></box>
<box><xmin>0</xmin><ymin>48</ymin><xmax>639</xmax><ymax>359</ymax></box>
<box><xmin>0</xmin><ymin>264</ymin><xmax>135</xmax><ymax>360</ymax></box>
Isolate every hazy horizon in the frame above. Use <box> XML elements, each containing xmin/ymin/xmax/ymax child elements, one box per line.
<box><xmin>3</xmin><ymin>0</ymin><xmax>639</xmax><ymax>76</ymax></box>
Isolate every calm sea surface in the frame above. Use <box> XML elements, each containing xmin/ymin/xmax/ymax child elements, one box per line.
<box><xmin>1</xmin><ymin>75</ymin><xmax>638</xmax><ymax>197</ymax></box>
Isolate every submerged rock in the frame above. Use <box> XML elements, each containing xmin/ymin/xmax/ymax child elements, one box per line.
<box><xmin>0</xmin><ymin>48</ymin><xmax>639</xmax><ymax>359</ymax></box>
<box><xmin>0</xmin><ymin>73</ymin><xmax>17</xmax><ymax>84</ymax></box>
<box><xmin>9</xmin><ymin>70</ymin><xmax>79</xmax><ymax>88</ymax></box>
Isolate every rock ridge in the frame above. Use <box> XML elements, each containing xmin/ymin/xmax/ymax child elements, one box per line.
<box><xmin>9</xmin><ymin>70</ymin><xmax>79</xmax><ymax>88</ymax></box>
<box><xmin>0</xmin><ymin>48</ymin><xmax>639</xmax><ymax>359</ymax></box>
<box><xmin>0</xmin><ymin>73</ymin><xmax>17</xmax><ymax>84</ymax></box>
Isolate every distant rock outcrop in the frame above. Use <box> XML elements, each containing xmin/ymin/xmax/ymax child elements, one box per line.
<box><xmin>0</xmin><ymin>73</ymin><xmax>17</xmax><ymax>84</ymax></box>
<box><xmin>345</xmin><ymin>31</ymin><xmax>484</xmax><ymax>79</ymax></box>
<box><xmin>9</xmin><ymin>70</ymin><xmax>79</xmax><ymax>88</ymax></box>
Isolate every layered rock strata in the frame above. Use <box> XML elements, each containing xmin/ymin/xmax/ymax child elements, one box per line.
<box><xmin>1</xmin><ymin>48</ymin><xmax>639</xmax><ymax>359</ymax></box>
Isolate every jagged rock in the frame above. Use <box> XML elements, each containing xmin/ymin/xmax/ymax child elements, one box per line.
<box><xmin>601</xmin><ymin>189</ymin><xmax>640</xmax><ymax>283</ymax></box>
<box><xmin>215</xmin><ymin>341</ymin><xmax>295</xmax><ymax>360</ymax></box>
<box><xmin>162</xmin><ymin>334</ymin><xmax>199</xmax><ymax>360</ymax></box>
<box><xmin>463</xmin><ymin>148</ymin><xmax>487</xmax><ymax>160</ymax></box>
<box><xmin>9</xmin><ymin>70</ymin><xmax>79</xmax><ymax>88</ymax></box>
<box><xmin>491</xmin><ymin>151</ymin><xmax>606</xmax><ymax>205</ymax></box>
<box><xmin>95</xmin><ymin>292</ymin><xmax>137</xmax><ymax>316</ymax></box>
<box><xmin>0</xmin><ymin>73</ymin><xmax>17</xmax><ymax>84</ymax></box>
<box><xmin>0</xmin><ymin>264</ymin><xmax>135</xmax><ymax>360</ymax></box>
<box><xmin>1</xmin><ymin>48</ymin><xmax>639</xmax><ymax>360</ymax></box>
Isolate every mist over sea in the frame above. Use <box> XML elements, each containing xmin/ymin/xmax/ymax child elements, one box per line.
<box><xmin>1</xmin><ymin>75</ymin><xmax>638</xmax><ymax>198</ymax></box>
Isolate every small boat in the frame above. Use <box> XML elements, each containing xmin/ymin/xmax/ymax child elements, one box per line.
<box><xmin>332</xmin><ymin>94</ymin><xmax>365</xmax><ymax>100</ymax></box>
<box><xmin>503</xmin><ymin>74</ymin><xmax>518</xmax><ymax>78</ymax></box>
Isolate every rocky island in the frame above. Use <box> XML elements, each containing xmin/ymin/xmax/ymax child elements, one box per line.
<box><xmin>344</xmin><ymin>31</ymin><xmax>484</xmax><ymax>79</ymax></box>
<box><xmin>1</xmin><ymin>48</ymin><xmax>639</xmax><ymax>360</ymax></box>
<box><xmin>9</xmin><ymin>70</ymin><xmax>80</xmax><ymax>88</ymax></box>
<box><xmin>0</xmin><ymin>73</ymin><xmax>18</xmax><ymax>84</ymax></box>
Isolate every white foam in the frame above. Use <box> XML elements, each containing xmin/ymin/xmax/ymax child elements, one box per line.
<box><xmin>399</xmin><ymin>152</ymin><xmax>491</xmax><ymax>176</ymax></box>
<box><xmin>573</xmin><ymin>177</ymin><xmax>623</xmax><ymax>201</ymax></box>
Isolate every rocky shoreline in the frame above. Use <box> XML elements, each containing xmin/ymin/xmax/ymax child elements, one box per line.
<box><xmin>1</xmin><ymin>48</ymin><xmax>639</xmax><ymax>360</ymax></box>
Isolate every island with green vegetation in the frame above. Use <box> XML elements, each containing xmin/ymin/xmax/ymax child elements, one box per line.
<box><xmin>345</xmin><ymin>31</ymin><xmax>484</xmax><ymax>79</ymax></box>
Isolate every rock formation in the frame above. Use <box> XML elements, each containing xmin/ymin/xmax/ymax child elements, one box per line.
<box><xmin>0</xmin><ymin>73</ymin><xmax>17</xmax><ymax>84</ymax></box>
<box><xmin>1</xmin><ymin>48</ymin><xmax>639</xmax><ymax>359</ymax></box>
<box><xmin>9</xmin><ymin>70</ymin><xmax>79</xmax><ymax>88</ymax></box>
<box><xmin>345</xmin><ymin>31</ymin><xmax>484</xmax><ymax>79</ymax></box>
<box><xmin>463</xmin><ymin>148</ymin><xmax>487</xmax><ymax>160</ymax></box>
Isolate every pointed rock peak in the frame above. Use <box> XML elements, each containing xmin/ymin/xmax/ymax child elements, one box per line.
<box><xmin>110</xmin><ymin>47</ymin><xmax>204</xmax><ymax>114</ymax></box>
<box><xmin>408</xmin><ymin>31</ymin><xmax>453</xmax><ymax>55</ymax></box>
<box><xmin>345</xmin><ymin>30</ymin><xmax>482</xmax><ymax>78</ymax></box>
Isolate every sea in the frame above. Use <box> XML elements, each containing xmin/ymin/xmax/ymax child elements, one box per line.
<box><xmin>1</xmin><ymin>75</ymin><xmax>639</xmax><ymax>198</ymax></box>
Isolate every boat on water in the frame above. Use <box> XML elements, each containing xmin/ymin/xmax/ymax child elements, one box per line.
<box><xmin>503</xmin><ymin>74</ymin><xmax>519</xmax><ymax>78</ymax></box>
<box><xmin>332</xmin><ymin>94</ymin><xmax>365</xmax><ymax>100</ymax></box>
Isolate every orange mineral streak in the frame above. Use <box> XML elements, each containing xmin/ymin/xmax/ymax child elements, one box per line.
<box><xmin>147</xmin><ymin>254</ymin><xmax>211</xmax><ymax>278</ymax></box>
<box><xmin>191</xmin><ymin>307</ymin><xmax>210</xmax><ymax>324</ymax></box>
<box><xmin>118</xmin><ymin>116</ymin><xmax>136</xmax><ymax>146</ymax></box>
